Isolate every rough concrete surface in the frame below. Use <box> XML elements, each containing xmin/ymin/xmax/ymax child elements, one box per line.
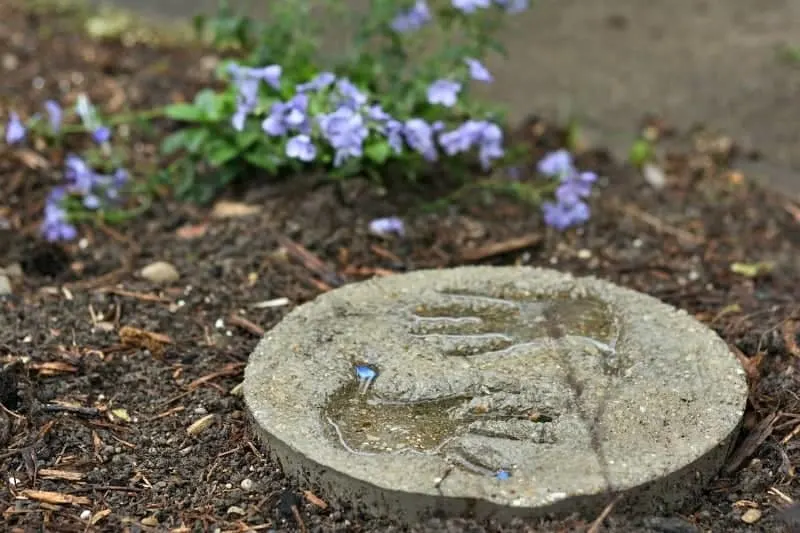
<box><xmin>244</xmin><ymin>266</ymin><xmax>747</xmax><ymax>522</ymax></box>
<box><xmin>89</xmin><ymin>0</ymin><xmax>800</xmax><ymax>197</ymax></box>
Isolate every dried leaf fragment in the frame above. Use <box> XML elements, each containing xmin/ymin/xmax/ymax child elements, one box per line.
<box><xmin>186</xmin><ymin>414</ymin><xmax>216</xmax><ymax>436</ymax></box>
<box><xmin>119</xmin><ymin>326</ymin><xmax>172</xmax><ymax>356</ymax></box>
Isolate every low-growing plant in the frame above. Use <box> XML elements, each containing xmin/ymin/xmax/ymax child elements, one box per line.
<box><xmin>3</xmin><ymin>0</ymin><xmax>601</xmax><ymax>242</ymax></box>
<box><xmin>160</xmin><ymin>0</ymin><xmax>528</xmax><ymax>202</ymax></box>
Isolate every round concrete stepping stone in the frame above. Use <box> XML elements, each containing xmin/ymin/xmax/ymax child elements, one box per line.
<box><xmin>244</xmin><ymin>266</ymin><xmax>746</xmax><ymax>522</ymax></box>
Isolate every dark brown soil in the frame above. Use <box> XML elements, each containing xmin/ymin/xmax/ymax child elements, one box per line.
<box><xmin>1</xmin><ymin>2</ymin><xmax>800</xmax><ymax>532</ymax></box>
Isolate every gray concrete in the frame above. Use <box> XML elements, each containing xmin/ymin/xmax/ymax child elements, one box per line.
<box><xmin>87</xmin><ymin>0</ymin><xmax>800</xmax><ymax>197</ymax></box>
<box><xmin>244</xmin><ymin>266</ymin><xmax>747</xmax><ymax>522</ymax></box>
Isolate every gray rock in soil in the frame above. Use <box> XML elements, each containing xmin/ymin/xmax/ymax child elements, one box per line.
<box><xmin>244</xmin><ymin>266</ymin><xmax>747</xmax><ymax>523</ymax></box>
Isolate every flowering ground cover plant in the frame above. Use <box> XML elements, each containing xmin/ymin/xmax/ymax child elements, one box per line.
<box><xmin>3</xmin><ymin>0</ymin><xmax>598</xmax><ymax>242</ymax></box>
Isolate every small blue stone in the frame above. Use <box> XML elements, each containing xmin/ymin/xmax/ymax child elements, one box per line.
<box><xmin>495</xmin><ymin>470</ymin><xmax>511</xmax><ymax>481</ymax></box>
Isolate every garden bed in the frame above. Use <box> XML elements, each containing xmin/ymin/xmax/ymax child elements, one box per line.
<box><xmin>1</xmin><ymin>2</ymin><xmax>800</xmax><ymax>532</ymax></box>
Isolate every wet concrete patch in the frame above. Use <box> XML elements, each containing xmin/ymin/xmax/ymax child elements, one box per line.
<box><xmin>244</xmin><ymin>266</ymin><xmax>747</xmax><ymax>522</ymax></box>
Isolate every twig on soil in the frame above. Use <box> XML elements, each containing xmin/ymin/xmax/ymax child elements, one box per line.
<box><xmin>369</xmin><ymin>243</ymin><xmax>403</xmax><ymax>264</ymax></box>
<box><xmin>340</xmin><ymin>265</ymin><xmax>396</xmax><ymax>277</ymax></box>
<box><xmin>458</xmin><ymin>233</ymin><xmax>543</xmax><ymax>262</ymax></box>
<box><xmin>156</xmin><ymin>390</ymin><xmax>193</xmax><ymax>407</ymax></box>
<box><xmin>725</xmin><ymin>412</ymin><xmax>778</xmax><ymax>474</ymax></box>
<box><xmin>96</xmin><ymin>287</ymin><xmax>172</xmax><ymax>303</ymax></box>
<box><xmin>70</xmin><ymin>485</ymin><xmax>143</xmax><ymax>493</ymax></box>
<box><xmin>290</xmin><ymin>503</ymin><xmax>308</xmax><ymax>533</ymax></box>
<box><xmin>187</xmin><ymin>362</ymin><xmax>245</xmax><ymax>390</ymax></box>
<box><xmin>41</xmin><ymin>403</ymin><xmax>101</xmax><ymax>417</ymax></box>
<box><xmin>38</xmin><ymin>468</ymin><xmax>85</xmax><ymax>481</ymax></box>
<box><xmin>587</xmin><ymin>494</ymin><xmax>622</xmax><ymax>533</ymax></box>
<box><xmin>612</xmin><ymin>200</ymin><xmax>704</xmax><ymax>246</ymax></box>
<box><xmin>277</xmin><ymin>235</ymin><xmax>344</xmax><ymax>289</ymax></box>
<box><xmin>147</xmin><ymin>405</ymin><xmax>185</xmax><ymax>421</ymax></box>
<box><xmin>227</xmin><ymin>314</ymin><xmax>265</xmax><ymax>336</ymax></box>
<box><xmin>0</xmin><ymin>401</ymin><xmax>24</xmax><ymax>420</ymax></box>
<box><xmin>781</xmin><ymin>422</ymin><xmax>800</xmax><ymax>445</ymax></box>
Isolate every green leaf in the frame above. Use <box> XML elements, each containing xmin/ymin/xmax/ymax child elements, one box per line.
<box><xmin>160</xmin><ymin>128</ymin><xmax>210</xmax><ymax>155</ymax></box>
<box><xmin>235</xmin><ymin>130</ymin><xmax>262</xmax><ymax>150</ymax></box>
<box><xmin>206</xmin><ymin>139</ymin><xmax>240</xmax><ymax>167</ymax></box>
<box><xmin>164</xmin><ymin>103</ymin><xmax>207</xmax><ymax>122</ymax></box>
<box><xmin>629</xmin><ymin>139</ymin><xmax>654</xmax><ymax>167</ymax></box>
<box><xmin>364</xmin><ymin>140</ymin><xmax>392</xmax><ymax>164</ymax></box>
<box><xmin>243</xmin><ymin>150</ymin><xmax>281</xmax><ymax>172</ymax></box>
<box><xmin>193</xmin><ymin>89</ymin><xmax>225</xmax><ymax>121</ymax></box>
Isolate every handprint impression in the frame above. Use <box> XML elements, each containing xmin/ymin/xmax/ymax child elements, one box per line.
<box><xmin>325</xmin><ymin>287</ymin><xmax>626</xmax><ymax>477</ymax></box>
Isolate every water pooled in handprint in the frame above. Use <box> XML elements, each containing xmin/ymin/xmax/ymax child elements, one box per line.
<box><xmin>324</xmin><ymin>290</ymin><xmax>628</xmax><ymax>475</ymax></box>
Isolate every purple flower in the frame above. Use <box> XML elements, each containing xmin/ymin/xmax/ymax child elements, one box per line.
<box><xmin>231</xmin><ymin>77</ymin><xmax>260</xmax><ymax>131</ymax></box>
<box><xmin>286</xmin><ymin>134</ymin><xmax>317</xmax><ymax>162</ymax></box>
<box><xmin>428</xmin><ymin>80</ymin><xmax>461</xmax><ymax>107</ymax></box>
<box><xmin>542</xmin><ymin>200</ymin><xmax>590</xmax><ymax>230</ymax></box>
<box><xmin>537</xmin><ymin>149</ymin><xmax>574</xmax><ymax>177</ymax></box>
<box><xmin>5</xmin><ymin>112</ymin><xmax>26</xmax><ymax>145</ymax></box>
<box><xmin>41</xmin><ymin>187</ymin><xmax>78</xmax><ymax>242</ymax></box>
<box><xmin>427</xmin><ymin>80</ymin><xmax>462</xmax><ymax>107</ymax></box>
<box><xmin>228</xmin><ymin>63</ymin><xmax>282</xmax><ymax>131</ymax></box>
<box><xmin>228</xmin><ymin>63</ymin><xmax>282</xmax><ymax>91</ymax></box>
<box><xmin>439</xmin><ymin>120</ymin><xmax>504</xmax><ymax>168</ymax></box>
<box><xmin>285</xmin><ymin>94</ymin><xmax>309</xmax><ymax>129</ymax></box>
<box><xmin>555</xmin><ymin>171</ymin><xmax>597</xmax><ymax>204</ymax></box>
<box><xmin>538</xmin><ymin>150</ymin><xmax>597</xmax><ymax>229</ymax></box>
<box><xmin>369</xmin><ymin>216</ymin><xmax>405</xmax><ymax>237</ymax></box>
<box><xmin>82</xmin><ymin>194</ymin><xmax>101</xmax><ymax>210</ymax></box>
<box><xmin>465</xmin><ymin>58</ymin><xmax>493</xmax><ymax>83</ymax></box>
<box><xmin>391</xmin><ymin>1</ymin><xmax>431</xmax><ymax>32</ymax></box>
<box><xmin>296</xmin><ymin>72</ymin><xmax>336</xmax><ymax>93</ymax></box>
<box><xmin>452</xmin><ymin>0</ymin><xmax>491</xmax><ymax>14</ymax></box>
<box><xmin>65</xmin><ymin>154</ymin><xmax>97</xmax><ymax>193</ymax></box>
<box><xmin>476</xmin><ymin>122</ymin><xmax>504</xmax><ymax>169</ymax></box>
<box><xmin>92</xmin><ymin>126</ymin><xmax>111</xmax><ymax>144</ymax></box>
<box><xmin>403</xmin><ymin>119</ymin><xmax>438</xmax><ymax>161</ymax></box>
<box><xmin>318</xmin><ymin>106</ymin><xmax>369</xmax><ymax>166</ymax></box>
<box><xmin>365</xmin><ymin>105</ymin><xmax>391</xmax><ymax>123</ymax></box>
<box><xmin>439</xmin><ymin>121</ymin><xmax>483</xmax><ymax>155</ymax></box>
<box><xmin>44</xmin><ymin>100</ymin><xmax>62</xmax><ymax>133</ymax></box>
<box><xmin>105</xmin><ymin>169</ymin><xmax>129</xmax><ymax>200</ymax></box>
<box><xmin>262</xmin><ymin>95</ymin><xmax>310</xmax><ymax>137</ymax></box>
<box><xmin>366</xmin><ymin>106</ymin><xmax>404</xmax><ymax>154</ymax></box>
<box><xmin>382</xmin><ymin>119</ymin><xmax>405</xmax><ymax>154</ymax></box>
<box><xmin>262</xmin><ymin>102</ymin><xmax>288</xmax><ymax>136</ymax></box>
<box><xmin>335</xmin><ymin>79</ymin><xmax>368</xmax><ymax>110</ymax></box>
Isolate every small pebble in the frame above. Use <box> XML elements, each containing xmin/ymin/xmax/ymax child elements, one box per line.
<box><xmin>0</xmin><ymin>274</ymin><xmax>11</xmax><ymax>296</ymax></box>
<box><xmin>577</xmin><ymin>249</ymin><xmax>592</xmax><ymax>259</ymax></box>
<box><xmin>2</xmin><ymin>53</ymin><xmax>19</xmax><ymax>70</ymax></box>
<box><xmin>642</xmin><ymin>162</ymin><xmax>667</xmax><ymax>189</ymax></box>
<box><xmin>80</xmin><ymin>509</ymin><xmax>91</xmax><ymax>521</ymax></box>
<box><xmin>240</xmin><ymin>478</ymin><xmax>254</xmax><ymax>491</ymax></box>
<box><xmin>140</xmin><ymin>261</ymin><xmax>180</xmax><ymax>283</ymax></box>
<box><xmin>741</xmin><ymin>508</ymin><xmax>762</xmax><ymax>524</ymax></box>
<box><xmin>3</xmin><ymin>263</ymin><xmax>22</xmax><ymax>278</ymax></box>
<box><xmin>227</xmin><ymin>505</ymin><xmax>246</xmax><ymax>516</ymax></box>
